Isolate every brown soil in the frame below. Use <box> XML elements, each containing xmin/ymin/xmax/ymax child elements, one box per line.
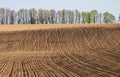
<box><xmin>0</xmin><ymin>23</ymin><xmax>120</xmax><ymax>77</ymax></box>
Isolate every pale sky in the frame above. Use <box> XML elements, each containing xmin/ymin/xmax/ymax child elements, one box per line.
<box><xmin>0</xmin><ymin>0</ymin><xmax>120</xmax><ymax>20</ymax></box>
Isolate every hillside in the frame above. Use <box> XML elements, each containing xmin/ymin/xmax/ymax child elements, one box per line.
<box><xmin>0</xmin><ymin>24</ymin><xmax>120</xmax><ymax>77</ymax></box>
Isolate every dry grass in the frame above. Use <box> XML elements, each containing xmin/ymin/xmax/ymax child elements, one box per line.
<box><xmin>0</xmin><ymin>24</ymin><xmax>120</xmax><ymax>77</ymax></box>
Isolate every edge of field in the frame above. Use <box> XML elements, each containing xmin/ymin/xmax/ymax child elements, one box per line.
<box><xmin>0</xmin><ymin>23</ymin><xmax>119</xmax><ymax>32</ymax></box>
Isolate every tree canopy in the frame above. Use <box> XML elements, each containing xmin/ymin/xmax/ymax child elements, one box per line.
<box><xmin>0</xmin><ymin>8</ymin><xmax>117</xmax><ymax>24</ymax></box>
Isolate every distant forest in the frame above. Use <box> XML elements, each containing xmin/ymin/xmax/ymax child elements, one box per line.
<box><xmin>0</xmin><ymin>8</ymin><xmax>119</xmax><ymax>24</ymax></box>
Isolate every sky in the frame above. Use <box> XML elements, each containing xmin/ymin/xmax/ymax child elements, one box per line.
<box><xmin>0</xmin><ymin>0</ymin><xmax>120</xmax><ymax>20</ymax></box>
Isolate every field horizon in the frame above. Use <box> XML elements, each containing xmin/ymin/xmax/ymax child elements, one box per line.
<box><xmin>0</xmin><ymin>23</ymin><xmax>120</xmax><ymax>77</ymax></box>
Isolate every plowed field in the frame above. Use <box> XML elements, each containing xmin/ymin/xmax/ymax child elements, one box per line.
<box><xmin>0</xmin><ymin>24</ymin><xmax>120</xmax><ymax>77</ymax></box>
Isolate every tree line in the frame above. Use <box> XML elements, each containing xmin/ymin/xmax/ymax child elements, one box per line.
<box><xmin>0</xmin><ymin>8</ymin><xmax>117</xmax><ymax>24</ymax></box>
